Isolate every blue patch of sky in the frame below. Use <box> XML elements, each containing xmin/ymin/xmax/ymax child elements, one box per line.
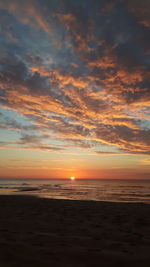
<box><xmin>92</xmin><ymin>143</ymin><xmax>120</xmax><ymax>153</ymax></box>
<box><xmin>140</xmin><ymin>119</ymin><xmax>150</xmax><ymax>130</ymax></box>
<box><xmin>0</xmin><ymin>108</ymin><xmax>34</xmax><ymax>127</ymax></box>
<box><xmin>0</xmin><ymin>128</ymin><xmax>21</xmax><ymax>143</ymax></box>
<box><xmin>146</xmin><ymin>108</ymin><xmax>150</xmax><ymax>116</ymax></box>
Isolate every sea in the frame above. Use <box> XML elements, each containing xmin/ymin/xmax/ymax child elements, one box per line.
<box><xmin>0</xmin><ymin>178</ymin><xmax>150</xmax><ymax>204</ymax></box>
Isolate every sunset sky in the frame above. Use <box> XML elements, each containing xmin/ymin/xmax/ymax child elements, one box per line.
<box><xmin>0</xmin><ymin>0</ymin><xmax>150</xmax><ymax>179</ymax></box>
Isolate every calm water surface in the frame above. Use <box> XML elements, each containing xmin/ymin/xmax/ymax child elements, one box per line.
<box><xmin>0</xmin><ymin>178</ymin><xmax>150</xmax><ymax>204</ymax></box>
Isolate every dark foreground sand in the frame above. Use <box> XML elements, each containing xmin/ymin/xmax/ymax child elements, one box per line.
<box><xmin>0</xmin><ymin>195</ymin><xmax>150</xmax><ymax>267</ymax></box>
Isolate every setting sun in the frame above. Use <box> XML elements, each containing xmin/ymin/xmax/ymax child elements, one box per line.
<box><xmin>70</xmin><ymin>176</ymin><xmax>75</xmax><ymax>181</ymax></box>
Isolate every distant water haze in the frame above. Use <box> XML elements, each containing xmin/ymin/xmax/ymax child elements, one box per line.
<box><xmin>0</xmin><ymin>178</ymin><xmax>150</xmax><ymax>204</ymax></box>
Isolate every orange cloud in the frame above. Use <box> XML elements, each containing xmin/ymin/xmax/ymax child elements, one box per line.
<box><xmin>56</xmin><ymin>12</ymin><xmax>91</xmax><ymax>54</ymax></box>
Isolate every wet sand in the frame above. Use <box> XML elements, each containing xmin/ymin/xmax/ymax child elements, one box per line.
<box><xmin>0</xmin><ymin>195</ymin><xmax>150</xmax><ymax>267</ymax></box>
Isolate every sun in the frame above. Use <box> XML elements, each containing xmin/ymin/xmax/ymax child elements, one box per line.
<box><xmin>70</xmin><ymin>176</ymin><xmax>75</xmax><ymax>181</ymax></box>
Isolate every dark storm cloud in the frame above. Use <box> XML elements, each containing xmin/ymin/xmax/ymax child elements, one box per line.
<box><xmin>0</xmin><ymin>56</ymin><xmax>28</xmax><ymax>84</ymax></box>
<box><xmin>0</xmin><ymin>55</ymin><xmax>54</xmax><ymax>97</ymax></box>
<box><xmin>0</xmin><ymin>0</ymin><xmax>150</xmax><ymax>154</ymax></box>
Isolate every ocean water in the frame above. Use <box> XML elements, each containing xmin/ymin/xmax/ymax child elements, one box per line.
<box><xmin>0</xmin><ymin>178</ymin><xmax>150</xmax><ymax>204</ymax></box>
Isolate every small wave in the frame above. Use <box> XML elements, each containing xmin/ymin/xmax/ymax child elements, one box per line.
<box><xmin>53</xmin><ymin>184</ymin><xmax>62</xmax><ymax>188</ymax></box>
<box><xmin>22</xmin><ymin>183</ymin><xmax>30</xmax><ymax>186</ymax></box>
<box><xmin>0</xmin><ymin>186</ymin><xmax>18</xmax><ymax>189</ymax></box>
<box><xmin>119</xmin><ymin>185</ymin><xmax>145</xmax><ymax>189</ymax></box>
<box><xmin>38</xmin><ymin>184</ymin><xmax>62</xmax><ymax>189</ymax></box>
<box><xmin>18</xmin><ymin>187</ymin><xmax>40</xmax><ymax>192</ymax></box>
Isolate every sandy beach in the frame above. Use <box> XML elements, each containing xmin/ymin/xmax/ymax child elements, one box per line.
<box><xmin>0</xmin><ymin>195</ymin><xmax>150</xmax><ymax>267</ymax></box>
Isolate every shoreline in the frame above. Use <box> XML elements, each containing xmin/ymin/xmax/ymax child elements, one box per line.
<box><xmin>0</xmin><ymin>195</ymin><xmax>150</xmax><ymax>266</ymax></box>
<box><xmin>1</xmin><ymin>191</ymin><xmax>150</xmax><ymax>205</ymax></box>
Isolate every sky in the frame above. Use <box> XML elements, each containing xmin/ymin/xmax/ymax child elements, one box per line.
<box><xmin>0</xmin><ymin>0</ymin><xmax>150</xmax><ymax>179</ymax></box>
